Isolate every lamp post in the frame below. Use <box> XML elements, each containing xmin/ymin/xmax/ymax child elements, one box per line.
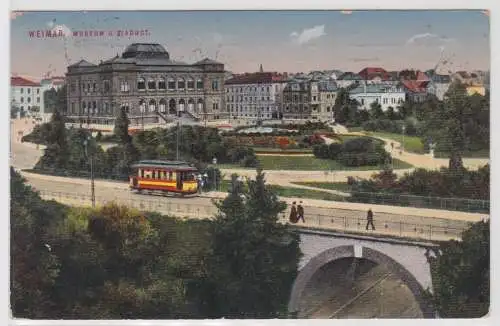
<box><xmin>83</xmin><ymin>135</ymin><xmax>95</xmax><ymax>208</ymax></box>
<box><xmin>212</xmin><ymin>157</ymin><xmax>217</xmax><ymax>191</ymax></box>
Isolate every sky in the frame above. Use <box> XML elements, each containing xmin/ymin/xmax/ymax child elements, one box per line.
<box><xmin>10</xmin><ymin>10</ymin><xmax>490</xmax><ymax>80</ymax></box>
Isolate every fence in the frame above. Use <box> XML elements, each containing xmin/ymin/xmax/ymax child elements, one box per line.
<box><xmin>349</xmin><ymin>191</ymin><xmax>490</xmax><ymax>214</ymax></box>
<box><xmin>38</xmin><ymin>190</ymin><xmax>467</xmax><ymax>242</ymax></box>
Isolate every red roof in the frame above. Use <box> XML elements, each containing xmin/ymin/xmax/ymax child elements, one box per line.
<box><xmin>402</xmin><ymin>80</ymin><xmax>429</xmax><ymax>93</ymax></box>
<box><xmin>416</xmin><ymin>71</ymin><xmax>429</xmax><ymax>81</ymax></box>
<box><xmin>11</xmin><ymin>76</ymin><xmax>40</xmax><ymax>87</ymax></box>
<box><xmin>358</xmin><ymin>67</ymin><xmax>391</xmax><ymax>81</ymax></box>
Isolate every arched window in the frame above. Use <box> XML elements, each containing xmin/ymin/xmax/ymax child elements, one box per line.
<box><xmin>188</xmin><ymin>98</ymin><xmax>195</xmax><ymax>111</ymax></box>
<box><xmin>178</xmin><ymin>78</ymin><xmax>185</xmax><ymax>90</ymax></box>
<box><xmin>148</xmin><ymin>79</ymin><xmax>156</xmax><ymax>90</ymax></box>
<box><xmin>187</xmin><ymin>78</ymin><xmax>195</xmax><ymax>89</ymax></box>
<box><xmin>149</xmin><ymin>99</ymin><xmax>156</xmax><ymax>112</ymax></box>
<box><xmin>158</xmin><ymin>78</ymin><xmax>166</xmax><ymax>90</ymax></box>
<box><xmin>197</xmin><ymin>99</ymin><xmax>204</xmax><ymax>113</ymax></box>
<box><xmin>137</xmin><ymin>78</ymin><xmax>146</xmax><ymax>90</ymax></box>
<box><xmin>82</xmin><ymin>101</ymin><xmax>86</xmax><ymax>114</ymax></box>
<box><xmin>168</xmin><ymin>78</ymin><xmax>176</xmax><ymax>90</ymax></box>
<box><xmin>196</xmin><ymin>79</ymin><xmax>203</xmax><ymax>89</ymax></box>
<box><xmin>159</xmin><ymin>99</ymin><xmax>167</xmax><ymax>113</ymax></box>
<box><xmin>178</xmin><ymin>99</ymin><xmax>185</xmax><ymax>111</ymax></box>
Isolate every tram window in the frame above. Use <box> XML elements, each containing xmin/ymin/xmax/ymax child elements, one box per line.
<box><xmin>152</xmin><ymin>170</ymin><xmax>156</xmax><ymax>179</ymax></box>
<box><xmin>139</xmin><ymin>169</ymin><xmax>144</xmax><ymax>178</ymax></box>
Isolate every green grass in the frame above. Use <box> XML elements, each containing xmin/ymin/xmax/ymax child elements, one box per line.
<box><xmin>434</xmin><ymin>149</ymin><xmax>490</xmax><ymax>159</ymax></box>
<box><xmin>364</xmin><ymin>131</ymin><xmax>426</xmax><ymax>154</ymax></box>
<box><xmin>213</xmin><ymin>156</ymin><xmax>412</xmax><ymax>171</ymax></box>
<box><xmin>219</xmin><ymin>180</ymin><xmax>346</xmax><ymax>201</ymax></box>
<box><xmin>347</xmin><ymin>126</ymin><xmax>364</xmax><ymax>132</ymax></box>
<box><xmin>292</xmin><ymin>182</ymin><xmax>352</xmax><ymax>192</ymax></box>
<box><xmin>252</xmin><ymin>147</ymin><xmax>313</xmax><ymax>154</ymax></box>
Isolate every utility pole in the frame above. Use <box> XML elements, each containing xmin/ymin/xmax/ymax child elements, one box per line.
<box><xmin>84</xmin><ymin>136</ymin><xmax>95</xmax><ymax>208</ymax></box>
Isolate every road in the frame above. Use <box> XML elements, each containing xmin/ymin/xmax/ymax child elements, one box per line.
<box><xmin>10</xmin><ymin>118</ymin><xmax>487</xmax><ymax>242</ymax></box>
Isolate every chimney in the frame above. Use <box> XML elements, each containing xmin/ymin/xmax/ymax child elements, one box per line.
<box><xmin>259</xmin><ymin>64</ymin><xmax>264</xmax><ymax>73</ymax></box>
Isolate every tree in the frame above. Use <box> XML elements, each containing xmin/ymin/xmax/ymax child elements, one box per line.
<box><xmin>11</xmin><ymin>105</ymin><xmax>20</xmax><ymax>119</ymax></box>
<box><xmin>369</xmin><ymin>101</ymin><xmax>384</xmax><ymax>120</ymax></box>
<box><xmin>114</xmin><ymin>108</ymin><xmax>132</xmax><ymax>145</ymax></box>
<box><xmin>10</xmin><ymin>168</ymin><xmax>64</xmax><ymax>318</ymax></box>
<box><xmin>426</xmin><ymin>220</ymin><xmax>489</xmax><ymax>318</ymax></box>
<box><xmin>201</xmin><ymin>171</ymin><xmax>302</xmax><ymax>318</ymax></box>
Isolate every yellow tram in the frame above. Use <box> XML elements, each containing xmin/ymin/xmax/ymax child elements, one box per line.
<box><xmin>129</xmin><ymin>160</ymin><xmax>199</xmax><ymax>195</ymax></box>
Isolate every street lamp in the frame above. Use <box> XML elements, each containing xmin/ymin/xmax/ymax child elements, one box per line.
<box><xmin>83</xmin><ymin>135</ymin><xmax>96</xmax><ymax>208</ymax></box>
<box><xmin>212</xmin><ymin>157</ymin><xmax>217</xmax><ymax>191</ymax></box>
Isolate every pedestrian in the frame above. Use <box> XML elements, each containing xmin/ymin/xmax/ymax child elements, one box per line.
<box><xmin>289</xmin><ymin>202</ymin><xmax>298</xmax><ymax>224</ymax></box>
<box><xmin>297</xmin><ymin>201</ymin><xmax>305</xmax><ymax>223</ymax></box>
<box><xmin>391</xmin><ymin>142</ymin><xmax>394</xmax><ymax>150</ymax></box>
<box><xmin>366</xmin><ymin>208</ymin><xmax>375</xmax><ymax>231</ymax></box>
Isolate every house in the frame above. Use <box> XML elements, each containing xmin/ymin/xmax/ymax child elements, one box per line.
<box><xmin>10</xmin><ymin>76</ymin><xmax>46</xmax><ymax>117</ymax></box>
<box><xmin>336</xmin><ymin>72</ymin><xmax>362</xmax><ymax>88</ymax></box>
<box><xmin>401</xmin><ymin>80</ymin><xmax>430</xmax><ymax>103</ymax></box>
<box><xmin>358</xmin><ymin>67</ymin><xmax>392</xmax><ymax>84</ymax></box>
<box><xmin>348</xmin><ymin>84</ymin><xmax>405</xmax><ymax>111</ymax></box>
<box><xmin>425</xmin><ymin>73</ymin><xmax>451</xmax><ymax>101</ymax></box>
<box><xmin>466</xmin><ymin>85</ymin><xmax>486</xmax><ymax>96</ymax></box>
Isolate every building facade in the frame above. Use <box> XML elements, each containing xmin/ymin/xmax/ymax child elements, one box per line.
<box><xmin>349</xmin><ymin>84</ymin><xmax>405</xmax><ymax>111</ymax></box>
<box><xmin>65</xmin><ymin>43</ymin><xmax>226</xmax><ymax>125</ymax></box>
<box><xmin>282</xmin><ymin>78</ymin><xmax>337</xmax><ymax>120</ymax></box>
<box><xmin>10</xmin><ymin>76</ymin><xmax>45</xmax><ymax>117</ymax></box>
<box><xmin>224</xmin><ymin>72</ymin><xmax>287</xmax><ymax>120</ymax></box>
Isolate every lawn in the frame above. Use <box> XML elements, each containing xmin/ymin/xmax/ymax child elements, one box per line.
<box><xmin>213</xmin><ymin>156</ymin><xmax>412</xmax><ymax>171</ymax></box>
<box><xmin>364</xmin><ymin>131</ymin><xmax>426</xmax><ymax>154</ymax></box>
<box><xmin>434</xmin><ymin>149</ymin><xmax>490</xmax><ymax>159</ymax></box>
<box><xmin>292</xmin><ymin>182</ymin><xmax>352</xmax><ymax>192</ymax></box>
<box><xmin>252</xmin><ymin>147</ymin><xmax>313</xmax><ymax>154</ymax></box>
<box><xmin>219</xmin><ymin>180</ymin><xmax>346</xmax><ymax>201</ymax></box>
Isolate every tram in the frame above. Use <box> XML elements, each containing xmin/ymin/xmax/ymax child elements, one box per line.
<box><xmin>129</xmin><ymin>160</ymin><xmax>199</xmax><ymax>196</ymax></box>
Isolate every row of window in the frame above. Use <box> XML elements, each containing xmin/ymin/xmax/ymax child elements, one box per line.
<box><xmin>226</xmin><ymin>105</ymin><xmax>273</xmax><ymax>111</ymax></box>
<box><xmin>226</xmin><ymin>95</ymin><xmax>274</xmax><ymax>103</ymax></box>
<box><xmin>73</xmin><ymin>78</ymin><xmax>220</xmax><ymax>93</ymax></box>
<box><xmin>19</xmin><ymin>88</ymin><xmax>40</xmax><ymax>95</ymax></box>
<box><xmin>226</xmin><ymin>85</ymin><xmax>279</xmax><ymax>93</ymax></box>
<box><xmin>358</xmin><ymin>97</ymin><xmax>404</xmax><ymax>105</ymax></box>
<box><xmin>18</xmin><ymin>96</ymin><xmax>40</xmax><ymax>104</ymax></box>
<box><xmin>138</xmin><ymin>169</ymin><xmax>196</xmax><ymax>182</ymax></box>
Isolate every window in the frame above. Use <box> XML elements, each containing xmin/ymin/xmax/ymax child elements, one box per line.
<box><xmin>120</xmin><ymin>81</ymin><xmax>130</xmax><ymax>92</ymax></box>
<box><xmin>158</xmin><ymin>78</ymin><xmax>166</xmax><ymax>90</ymax></box>
<box><xmin>361</xmin><ymin>99</ymin><xmax>365</xmax><ymax>105</ymax></box>
<box><xmin>213</xmin><ymin>103</ymin><xmax>219</xmax><ymax>111</ymax></box>
<box><xmin>86</xmin><ymin>84</ymin><xmax>90</xmax><ymax>92</ymax></box>
<box><xmin>148</xmin><ymin>79</ymin><xmax>156</xmax><ymax>89</ymax></box>
<box><xmin>20</xmin><ymin>97</ymin><xmax>24</xmax><ymax>103</ymax></box>
<box><xmin>196</xmin><ymin>79</ymin><xmax>203</xmax><ymax>89</ymax></box>
<box><xmin>71</xmin><ymin>83</ymin><xmax>76</xmax><ymax>92</ymax></box>
<box><xmin>27</xmin><ymin>88</ymin><xmax>31</xmax><ymax>94</ymax></box>
<box><xmin>178</xmin><ymin>78</ymin><xmax>185</xmax><ymax>89</ymax></box>
<box><xmin>93</xmin><ymin>83</ymin><xmax>97</xmax><ymax>92</ymax></box>
<box><xmin>93</xmin><ymin>101</ymin><xmax>97</xmax><ymax>114</ymax></box>
<box><xmin>187</xmin><ymin>79</ymin><xmax>195</xmax><ymax>89</ymax></box>
<box><xmin>103</xmin><ymin>80</ymin><xmax>110</xmax><ymax>92</ymax></box>
<box><xmin>168</xmin><ymin>79</ymin><xmax>176</xmax><ymax>90</ymax></box>
<box><xmin>71</xmin><ymin>102</ymin><xmax>75</xmax><ymax>113</ymax></box>
<box><xmin>211</xmin><ymin>80</ymin><xmax>219</xmax><ymax>91</ymax></box>
<box><xmin>137</xmin><ymin>78</ymin><xmax>146</xmax><ymax>90</ymax></box>
<box><xmin>27</xmin><ymin>97</ymin><xmax>31</xmax><ymax>103</ymax></box>
<box><xmin>36</xmin><ymin>97</ymin><xmax>40</xmax><ymax>103</ymax></box>
<box><xmin>20</xmin><ymin>88</ymin><xmax>24</xmax><ymax>94</ymax></box>
<box><xmin>37</xmin><ymin>88</ymin><xmax>40</xmax><ymax>94</ymax></box>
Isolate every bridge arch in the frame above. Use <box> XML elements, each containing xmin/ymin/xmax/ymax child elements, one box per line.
<box><xmin>288</xmin><ymin>245</ymin><xmax>436</xmax><ymax>318</ymax></box>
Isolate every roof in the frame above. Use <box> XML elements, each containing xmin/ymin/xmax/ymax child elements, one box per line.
<box><xmin>131</xmin><ymin>160</ymin><xmax>198</xmax><ymax>171</ymax></box>
<box><xmin>123</xmin><ymin>43</ymin><xmax>169</xmax><ymax>59</ymax></box>
<box><xmin>401</xmin><ymin>80</ymin><xmax>429</xmax><ymax>93</ymax></box>
<box><xmin>337</xmin><ymin>72</ymin><xmax>362</xmax><ymax>81</ymax></box>
<box><xmin>318</xmin><ymin>81</ymin><xmax>338</xmax><ymax>92</ymax></box>
<box><xmin>68</xmin><ymin>59</ymin><xmax>97</xmax><ymax>68</ymax></box>
<box><xmin>195</xmin><ymin>58</ymin><xmax>223</xmax><ymax>65</ymax></box>
<box><xmin>349</xmin><ymin>84</ymin><xmax>405</xmax><ymax>94</ymax></box>
<box><xmin>225</xmin><ymin>72</ymin><xmax>286</xmax><ymax>85</ymax></box>
<box><xmin>358</xmin><ymin>67</ymin><xmax>391</xmax><ymax>81</ymax></box>
<box><xmin>11</xmin><ymin>76</ymin><xmax>40</xmax><ymax>87</ymax></box>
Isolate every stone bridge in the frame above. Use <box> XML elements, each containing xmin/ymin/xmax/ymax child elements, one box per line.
<box><xmin>290</xmin><ymin>229</ymin><xmax>438</xmax><ymax>318</ymax></box>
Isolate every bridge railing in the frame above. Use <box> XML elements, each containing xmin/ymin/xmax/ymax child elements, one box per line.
<box><xmin>37</xmin><ymin>190</ymin><xmax>467</xmax><ymax>242</ymax></box>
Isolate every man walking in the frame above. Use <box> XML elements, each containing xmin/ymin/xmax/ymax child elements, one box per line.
<box><xmin>289</xmin><ymin>202</ymin><xmax>298</xmax><ymax>224</ymax></box>
<box><xmin>366</xmin><ymin>208</ymin><xmax>375</xmax><ymax>230</ymax></box>
<box><xmin>297</xmin><ymin>201</ymin><xmax>305</xmax><ymax>223</ymax></box>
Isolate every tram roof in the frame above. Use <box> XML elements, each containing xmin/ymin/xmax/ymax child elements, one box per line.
<box><xmin>131</xmin><ymin>160</ymin><xmax>198</xmax><ymax>171</ymax></box>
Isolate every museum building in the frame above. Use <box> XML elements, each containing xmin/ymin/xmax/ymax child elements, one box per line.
<box><xmin>65</xmin><ymin>43</ymin><xmax>226</xmax><ymax>125</ymax></box>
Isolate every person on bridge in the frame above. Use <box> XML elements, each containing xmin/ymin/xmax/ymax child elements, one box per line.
<box><xmin>297</xmin><ymin>201</ymin><xmax>305</xmax><ymax>223</ymax></box>
<box><xmin>366</xmin><ymin>209</ymin><xmax>375</xmax><ymax>231</ymax></box>
<box><xmin>289</xmin><ymin>202</ymin><xmax>298</xmax><ymax>223</ymax></box>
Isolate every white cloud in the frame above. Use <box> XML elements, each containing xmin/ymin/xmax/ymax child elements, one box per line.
<box><xmin>290</xmin><ymin>25</ymin><xmax>326</xmax><ymax>45</ymax></box>
<box><xmin>406</xmin><ymin>33</ymin><xmax>454</xmax><ymax>45</ymax></box>
<box><xmin>52</xmin><ymin>24</ymin><xmax>72</xmax><ymax>38</ymax></box>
